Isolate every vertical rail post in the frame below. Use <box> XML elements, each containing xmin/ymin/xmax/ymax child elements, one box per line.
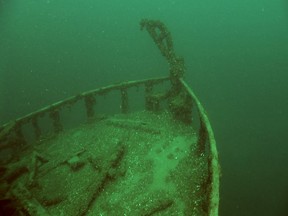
<box><xmin>84</xmin><ymin>95</ymin><xmax>96</xmax><ymax>121</ymax></box>
<box><xmin>120</xmin><ymin>88</ymin><xmax>128</xmax><ymax>114</ymax></box>
<box><xmin>145</xmin><ymin>82</ymin><xmax>153</xmax><ymax>111</ymax></box>
<box><xmin>49</xmin><ymin>110</ymin><xmax>63</xmax><ymax>134</ymax></box>
<box><xmin>31</xmin><ymin>117</ymin><xmax>41</xmax><ymax>141</ymax></box>
<box><xmin>14</xmin><ymin>123</ymin><xmax>26</xmax><ymax>145</ymax></box>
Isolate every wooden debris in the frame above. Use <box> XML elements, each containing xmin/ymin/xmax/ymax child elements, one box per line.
<box><xmin>11</xmin><ymin>183</ymin><xmax>50</xmax><ymax>216</ymax></box>
<box><xmin>5</xmin><ymin>166</ymin><xmax>29</xmax><ymax>183</ymax></box>
<box><xmin>143</xmin><ymin>198</ymin><xmax>174</xmax><ymax>216</ymax></box>
<box><xmin>77</xmin><ymin>144</ymin><xmax>126</xmax><ymax>216</ymax></box>
<box><xmin>36</xmin><ymin>149</ymin><xmax>86</xmax><ymax>178</ymax></box>
<box><xmin>28</xmin><ymin>151</ymin><xmax>49</xmax><ymax>187</ymax></box>
<box><xmin>106</xmin><ymin>119</ymin><xmax>161</xmax><ymax>134</ymax></box>
<box><xmin>67</xmin><ymin>155</ymin><xmax>85</xmax><ymax>171</ymax></box>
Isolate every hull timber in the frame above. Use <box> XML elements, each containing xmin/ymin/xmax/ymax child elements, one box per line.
<box><xmin>0</xmin><ymin>20</ymin><xmax>220</xmax><ymax>216</ymax></box>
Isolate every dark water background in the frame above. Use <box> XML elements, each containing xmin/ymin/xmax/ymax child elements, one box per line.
<box><xmin>1</xmin><ymin>0</ymin><xmax>288</xmax><ymax>215</ymax></box>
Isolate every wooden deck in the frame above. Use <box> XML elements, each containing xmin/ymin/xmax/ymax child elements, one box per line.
<box><xmin>1</xmin><ymin>110</ymin><xmax>209</xmax><ymax>215</ymax></box>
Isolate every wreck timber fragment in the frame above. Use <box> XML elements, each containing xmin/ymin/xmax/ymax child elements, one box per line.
<box><xmin>11</xmin><ymin>183</ymin><xmax>50</xmax><ymax>216</ymax></box>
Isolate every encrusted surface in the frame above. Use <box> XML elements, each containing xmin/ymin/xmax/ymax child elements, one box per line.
<box><xmin>1</xmin><ymin>110</ymin><xmax>208</xmax><ymax>215</ymax></box>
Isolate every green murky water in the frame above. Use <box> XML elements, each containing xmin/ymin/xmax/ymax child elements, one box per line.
<box><xmin>1</xmin><ymin>0</ymin><xmax>288</xmax><ymax>215</ymax></box>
